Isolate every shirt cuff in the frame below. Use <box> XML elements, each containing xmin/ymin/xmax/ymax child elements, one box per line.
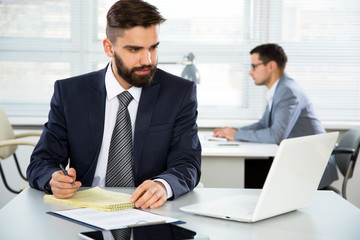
<box><xmin>153</xmin><ymin>179</ymin><xmax>173</xmax><ymax>199</ymax></box>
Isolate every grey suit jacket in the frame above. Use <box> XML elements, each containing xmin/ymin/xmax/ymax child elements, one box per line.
<box><xmin>234</xmin><ymin>73</ymin><xmax>338</xmax><ymax>188</ymax></box>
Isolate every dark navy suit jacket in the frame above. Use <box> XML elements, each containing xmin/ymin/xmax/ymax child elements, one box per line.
<box><xmin>27</xmin><ymin>66</ymin><xmax>201</xmax><ymax>199</ymax></box>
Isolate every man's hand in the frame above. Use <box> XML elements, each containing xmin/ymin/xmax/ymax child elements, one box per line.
<box><xmin>213</xmin><ymin>127</ymin><xmax>238</xmax><ymax>141</ymax></box>
<box><xmin>49</xmin><ymin>167</ymin><xmax>81</xmax><ymax>199</ymax></box>
<box><xmin>131</xmin><ymin>180</ymin><xmax>167</xmax><ymax>209</ymax></box>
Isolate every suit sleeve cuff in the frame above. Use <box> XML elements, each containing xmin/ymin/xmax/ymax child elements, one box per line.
<box><xmin>153</xmin><ymin>178</ymin><xmax>173</xmax><ymax>199</ymax></box>
<box><xmin>44</xmin><ymin>180</ymin><xmax>53</xmax><ymax>194</ymax></box>
<box><xmin>234</xmin><ymin>129</ymin><xmax>242</xmax><ymax>141</ymax></box>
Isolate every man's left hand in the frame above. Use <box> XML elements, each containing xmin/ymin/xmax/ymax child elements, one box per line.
<box><xmin>131</xmin><ymin>180</ymin><xmax>167</xmax><ymax>209</ymax></box>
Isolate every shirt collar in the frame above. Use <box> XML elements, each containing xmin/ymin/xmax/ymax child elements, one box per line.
<box><xmin>105</xmin><ymin>62</ymin><xmax>142</xmax><ymax>103</ymax></box>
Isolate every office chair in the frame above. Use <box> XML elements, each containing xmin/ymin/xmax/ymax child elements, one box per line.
<box><xmin>0</xmin><ymin>107</ymin><xmax>41</xmax><ymax>194</ymax></box>
<box><xmin>329</xmin><ymin>129</ymin><xmax>360</xmax><ymax>199</ymax></box>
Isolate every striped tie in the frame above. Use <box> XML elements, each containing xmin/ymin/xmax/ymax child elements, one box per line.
<box><xmin>106</xmin><ymin>91</ymin><xmax>134</xmax><ymax>187</ymax></box>
<box><xmin>111</xmin><ymin>228</ymin><xmax>131</xmax><ymax>240</ymax></box>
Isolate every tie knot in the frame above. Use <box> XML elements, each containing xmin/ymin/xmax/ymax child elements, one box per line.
<box><xmin>117</xmin><ymin>91</ymin><xmax>133</xmax><ymax>107</ymax></box>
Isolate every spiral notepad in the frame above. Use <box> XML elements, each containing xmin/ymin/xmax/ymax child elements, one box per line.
<box><xmin>43</xmin><ymin>186</ymin><xmax>135</xmax><ymax>212</ymax></box>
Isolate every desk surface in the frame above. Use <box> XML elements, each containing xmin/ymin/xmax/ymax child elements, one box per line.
<box><xmin>198</xmin><ymin>132</ymin><xmax>278</xmax><ymax>187</ymax></box>
<box><xmin>1</xmin><ymin>188</ymin><xmax>359</xmax><ymax>240</ymax></box>
<box><xmin>199</xmin><ymin>131</ymin><xmax>278</xmax><ymax>157</ymax></box>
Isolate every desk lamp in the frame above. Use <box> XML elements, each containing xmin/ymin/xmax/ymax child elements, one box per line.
<box><xmin>159</xmin><ymin>52</ymin><xmax>200</xmax><ymax>84</ymax></box>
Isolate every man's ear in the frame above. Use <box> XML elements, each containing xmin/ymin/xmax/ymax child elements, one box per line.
<box><xmin>268</xmin><ymin>60</ymin><xmax>278</xmax><ymax>72</ymax></box>
<box><xmin>103</xmin><ymin>38</ymin><xmax>114</xmax><ymax>57</ymax></box>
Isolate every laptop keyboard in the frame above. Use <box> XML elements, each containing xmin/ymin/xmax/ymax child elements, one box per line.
<box><xmin>196</xmin><ymin>194</ymin><xmax>259</xmax><ymax>216</ymax></box>
<box><xmin>213</xmin><ymin>195</ymin><xmax>258</xmax><ymax>216</ymax></box>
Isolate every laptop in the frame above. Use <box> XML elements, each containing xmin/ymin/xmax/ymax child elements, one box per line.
<box><xmin>180</xmin><ymin>132</ymin><xmax>339</xmax><ymax>222</ymax></box>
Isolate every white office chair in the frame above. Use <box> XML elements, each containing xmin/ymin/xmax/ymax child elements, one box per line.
<box><xmin>0</xmin><ymin>107</ymin><xmax>41</xmax><ymax>194</ymax></box>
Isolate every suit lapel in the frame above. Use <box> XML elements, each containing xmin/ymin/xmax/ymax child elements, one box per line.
<box><xmin>264</xmin><ymin>104</ymin><xmax>272</xmax><ymax>127</ymax></box>
<box><xmin>88</xmin><ymin>68</ymin><xmax>107</xmax><ymax>159</ymax></box>
<box><xmin>269</xmin><ymin>73</ymin><xmax>286</xmax><ymax>127</ymax></box>
<box><xmin>133</xmin><ymin>78</ymin><xmax>160</xmax><ymax>171</ymax></box>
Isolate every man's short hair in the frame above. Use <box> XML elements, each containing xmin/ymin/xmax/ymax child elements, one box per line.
<box><xmin>106</xmin><ymin>0</ymin><xmax>166</xmax><ymax>43</ymax></box>
<box><xmin>250</xmin><ymin>43</ymin><xmax>288</xmax><ymax>71</ymax></box>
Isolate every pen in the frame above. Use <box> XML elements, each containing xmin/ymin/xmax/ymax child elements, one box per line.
<box><xmin>59</xmin><ymin>164</ymin><xmax>76</xmax><ymax>187</ymax></box>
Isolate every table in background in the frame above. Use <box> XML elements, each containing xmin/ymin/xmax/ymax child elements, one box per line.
<box><xmin>1</xmin><ymin>187</ymin><xmax>359</xmax><ymax>240</ymax></box>
<box><xmin>199</xmin><ymin>131</ymin><xmax>278</xmax><ymax>188</ymax></box>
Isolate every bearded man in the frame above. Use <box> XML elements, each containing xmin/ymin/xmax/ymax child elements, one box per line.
<box><xmin>27</xmin><ymin>0</ymin><xmax>201</xmax><ymax>209</ymax></box>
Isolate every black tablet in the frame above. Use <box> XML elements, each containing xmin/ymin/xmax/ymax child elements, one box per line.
<box><xmin>78</xmin><ymin>223</ymin><xmax>204</xmax><ymax>240</ymax></box>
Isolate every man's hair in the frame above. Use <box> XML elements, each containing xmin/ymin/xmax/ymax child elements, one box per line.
<box><xmin>250</xmin><ymin>43</ymin><xmax>288</xmax><ymax>71</ymax></box>
<box><xmin>106</xmin><ymin>0</ymin><xmax>166</xmax><ymax>43</ymax></box>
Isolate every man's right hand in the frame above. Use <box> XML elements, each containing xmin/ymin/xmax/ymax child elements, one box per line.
<box><xmin>213</xmin><ymin>127</ymin><xmax>238</xmax><ymax>141</ymax></box>
<box><xmin>49</xmin><ymin>168</ymin><xmax>81</xmax><ymax>199</ymax></box>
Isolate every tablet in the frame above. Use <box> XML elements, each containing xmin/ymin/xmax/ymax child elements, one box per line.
<box><xmin>78</xmin><ymin>223</ymin><xmax>207</xmax><ymax>240</ymax></box>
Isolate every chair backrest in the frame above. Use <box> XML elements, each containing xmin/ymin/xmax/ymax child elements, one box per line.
<box><xmin>0</xmin><ymin>107</ymin><xmax>17</xmax><ymax>159</ymax></box>
<box><xmin>335</xmin><ymin>129</ymin><xmax>360</xmax><ymax>177</ymax></box>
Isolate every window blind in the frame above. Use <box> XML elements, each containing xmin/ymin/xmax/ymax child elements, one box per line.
<box><xmin>266</xmin><ymin>0</ymin><xmax>360</xmax><ymax>121</ymax></box>
<box><xmin>0</xmin><ymin>0</ymin><xmax>359</xmax><ymax>122</ymax></box>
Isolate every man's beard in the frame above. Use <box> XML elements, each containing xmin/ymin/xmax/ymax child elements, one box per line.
<box><xmin>114</xmin><ymin>52</ymin><xmax>157</xmax><ymax>88</ymax></box>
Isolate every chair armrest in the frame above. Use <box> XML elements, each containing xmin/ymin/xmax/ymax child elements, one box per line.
<box><xmin>332</xmin><ymin>147</ymin><xmax>355</xmax><ymax>155</ymax></box>
<box><xmin>0</xmin><ymin>139</ymin><xmax>38</xmax><ymax>147</ymax></box>
<box><xmin>15</xmin><ymin>132</ymin><xmax>42</xmax><ymax>138</ymax></box>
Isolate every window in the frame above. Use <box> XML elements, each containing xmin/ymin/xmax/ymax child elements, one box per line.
<box><xmin>0</xmin><ymin>0</ymin><xmax>359</xmax><ymax>123</ymax></box>
<box><xmin>269</xmin><ymin>0</ymin><xmax>360</xmax><ymax>121</ymax></box>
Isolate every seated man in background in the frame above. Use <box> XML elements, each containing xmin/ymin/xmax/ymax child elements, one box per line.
<box><xmin>27</xmin><ymin>0</ymin><xmax>201</xmax><ymax>209</ymax></box>
<box><xmin>213</xmin><ymin>43</ymin><xmax>337</xmax><ymax>189</ymax></box>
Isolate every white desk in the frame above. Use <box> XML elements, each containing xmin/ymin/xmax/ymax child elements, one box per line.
<box><xmin>1</xmin><ymin>188</ymin><xmax>359</xmax><ymax>240</ymax></box>
<box><xmin>199</xmin><ymin>132</ymin><xmax>278</xmax><ymax>188</ymax></box>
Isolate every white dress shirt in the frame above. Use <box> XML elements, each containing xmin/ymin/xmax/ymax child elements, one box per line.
<box><xmin>92</xmin><ymin>63</ymin><xmax>173</xmax><ymax>199</ymax></box>
<box><xmin>266</xmin><ymin>79</ymin><xmax>279</xmax><ymax>112</ymax></box>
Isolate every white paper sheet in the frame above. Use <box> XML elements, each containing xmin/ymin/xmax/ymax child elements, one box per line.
<box><xmin>51</xmin><ymin>208</ymin><xmax>179</xmax><ymax>230</ymax></box>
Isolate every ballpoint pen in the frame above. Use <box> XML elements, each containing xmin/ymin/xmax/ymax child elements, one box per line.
<box><xmin>59</xmin><ymin>164</ymin><xmax>76</xmax><ymax>187</ymax></box>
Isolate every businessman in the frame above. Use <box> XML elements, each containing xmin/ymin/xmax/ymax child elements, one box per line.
<box><xmin>213</xmin><ymin>43</ymin><xmax>337</xmax><ymax>189</ymax></box>
<box><xmin>27</xmin><ymin>0</ymin><xmax>201</xmax><ymax>209</ymax></box>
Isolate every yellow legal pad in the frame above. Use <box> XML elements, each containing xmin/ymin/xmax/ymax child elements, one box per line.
<box><xmin>43</xmin><ymin>186</ymin><xmax>135</xmax><ymax>212</ymax></box>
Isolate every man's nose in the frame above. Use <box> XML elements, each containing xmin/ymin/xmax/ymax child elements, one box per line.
<box><xmin>140</xmin><ymin>51</ymin><xmax>151</xmax><ymax>65</ymax></box>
